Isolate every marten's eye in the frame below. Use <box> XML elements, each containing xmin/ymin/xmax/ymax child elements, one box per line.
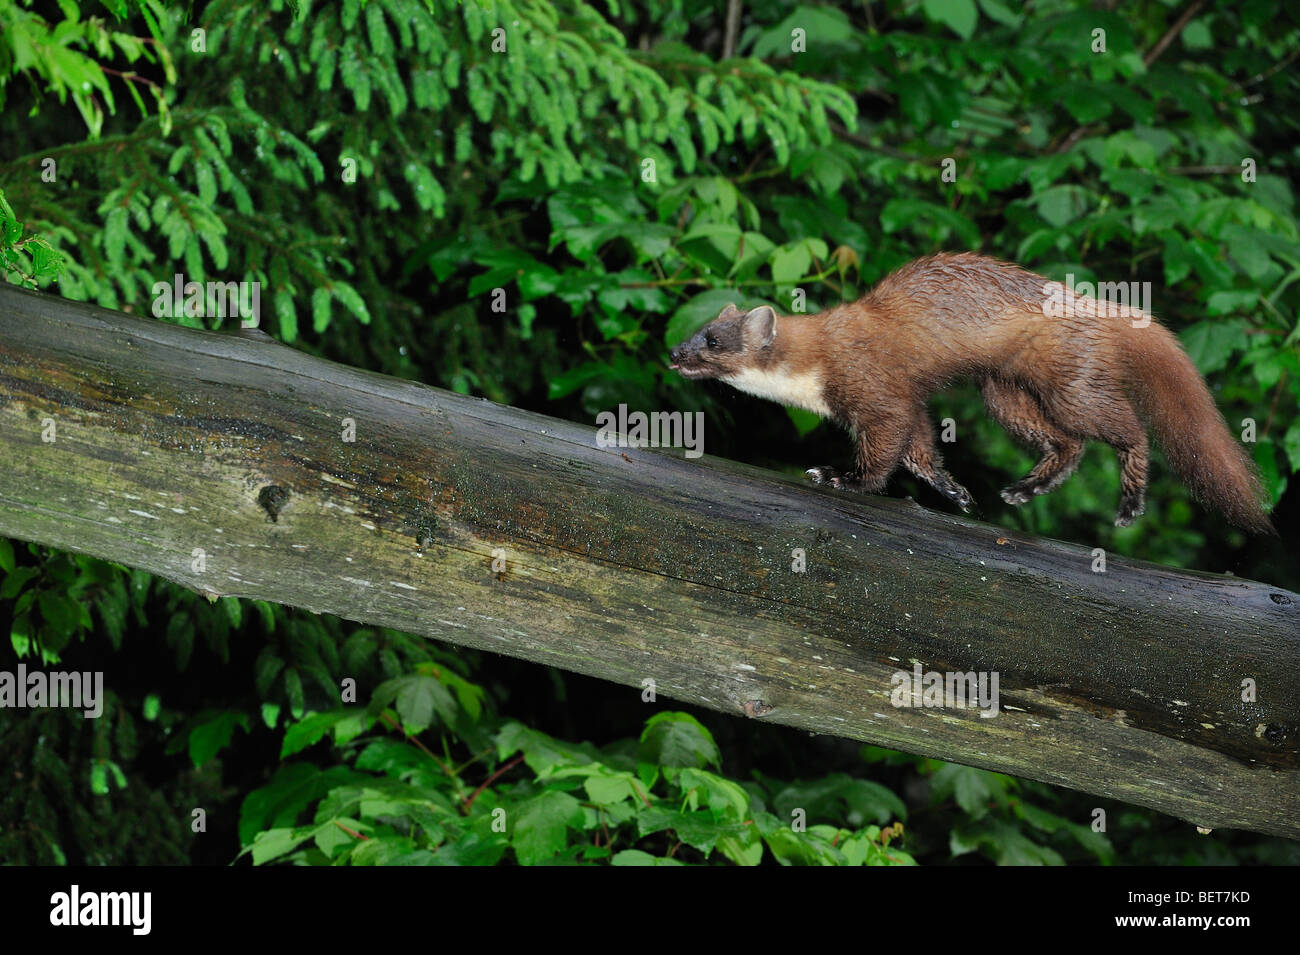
<box><xmin>705</xmin><ymin>335</ymin><xmax>719</xmax><ymax>349</ymax></box>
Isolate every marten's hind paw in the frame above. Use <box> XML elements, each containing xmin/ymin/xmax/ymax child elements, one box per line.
<box><xmin>805</xmin><ymin>466</ymin><xmax>860</xmax><ymax>489</ymax></box>
<box><xmin>1000</xmin><ymin>479</ymin><xmax>1048</xmax><ymax>506</ymax></box>
<box><xmin>1114</xmin><ymin>496</ymin><xmax>1146</xmax><ymax>526</ymax></box>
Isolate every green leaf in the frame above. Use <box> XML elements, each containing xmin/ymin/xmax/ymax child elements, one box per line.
<box><xmin>91</xmin><ymin>761</ymin><xmax>109</xmax><ymax>796</ymax></box>
<box><xmin>716</xmin><ymin>826</ymin><xmax>765</xmax><ymax>866</ymax></box>
<box><xmin>930</xmin><ymin>764</ymin><xmax>1009</xmax><ymax>819</ymax></box>
<box><xmin>98</xmin><ymin>576</ymin><xmax>128</xmax><ymax>650</ymax></box>
<box><xmin>248</xmin><ymin>827</ymin><xmax>314</xmax><ymax>865</ymax></box>
<box><xmin>1283</xmin><ymin>420</ymin><xmax>1300</xmax><ymax>473</ymax></box>
<box><xmin>547</xmin><ymin>360</ymin><xmax>609</xmax><ymax>400</ymax></box>
<box><xmin>879</xmin><ymin>198</ymin><xmax>980</xmax><ymax>247</ymax></box>
<box><xmin>0</xmin><ymin>567</ymin><xmax>38</xmax><ymax>599</ymax></box>
<box><xmin>512</xmin><ymin>790</ymin><xmax>585</xmax><ymax>865</ymax></box>
<box><xmin>334</xmin><ymin>283</ymin><xmax>372</xmax><ymax>324</ymax></box>
<box><xmin>10</xmin><ymin>612</ymin><xmax>31</xmax><ymax>656</ymax></box>
<box><xmin>674</xmin><ymin>768</ymin><xmax>751</xmax><ymax>820</ymax></box>
<box><xmin>611</xmin><ymin>849</ymin><xmax>686</xmax><ymax>866</ymax></box>
<box><xmin>978</xmin><ymin>0</ymin><xmax>1021</xmax><ymax>26</ymax></box>
<box><xmin>495</xmin><ymin>722</ymin><xmax>599</xmax><ymax>775</ymax></box>
<box><xmin>770</xmin><ymin>242</ymin><xmax>811</xmax><ymax>287</ymax></box>
<box><xmin>1205</xmin><ymin>290</ymin><xmax>1259</xmax><ymax>316</ymax></box>
<box><xmin>547</xmin><ymin>764</ymin><xmax>641</xmax><ymax>805</ymax></box>
<box><xmin>957</xmin><ymin>819</ymin><xmax>1065</xmax><ymax>865</ymax></box>
<box><xmin>638</xmin><ymin>712</ymin><xmax>720</xmax><ymax>769</ymax></box>
<box><xmin>284</xmin><ymin>668</ymin><xmax>305</xmax><ymax>718</ymax></box>
<box><xmin>311</xmin><ymin>287</ymin><xmax>332</xmax><ymax>332</ymax></box>
<box><xmin>221</xmin><ymin>596</ymin><xmax>242</xmax><ymax>629</ymax></box>
<box><xmin>240</xmin><ymin>764</ymin><xmax>367</xmax><ymax>847</ymax></box>
<box><xmin>1180</xmin><ymin>319</ymin><xmax>1247</xmax><ymax>374</ymax></box>
<box><xmin>923</xmin><ymin>0</ymin><xmax>979</xmax><ymax>39</ymax></box>
<box><xmin>282</xmin><ymin>709</ymin><xmax>352</xmax><ymax>757</ymax></box>
<box><xmin>276</xmin><ymin>291</ymin><xmax>298</xmax><ymax>342</ymax></box>
<box><xmin>762</xmin><ymin>825</ymin><xmax>844</xmax><ymax>865</ymax></box>
<box><xmin>39</xmin><ymin>591</ymin><xmax>82</xmax><ymax>642</ymax></box>
<box><xmin>1033</xmin><ymin>185</ymin><xmax>1093</xmax><ymax>228</ymax></box>
<box><xmin>254</xmin><ymin>649</ymin><xmax>286</xmax><ymax>696</ymax></box>
<box><xmin>189</xmin><ymin>710</ymin><xmax>250</xmax><ymax>767</ymax></box>
<box><xmin>772</xmin><ymin>773</ymin><xmax>907</xmax><ymax>826</ymax></box>
<box><xmin>1181</xmin><ymin>18</ymin><xmax>1213</xmax><ymax>50</ymax></box>
<box><xmin>638</xmin><ymin>806</ymin><xmax>746</xmax><ymax>855</ymax></box>
<box><xmin>369</xmin><ymin>674</ymin><xmax>456</xmax><ymax>734</ymax></box>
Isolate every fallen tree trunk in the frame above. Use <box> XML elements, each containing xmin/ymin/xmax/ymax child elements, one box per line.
<box><xmin>1</xmin><ymin>283</ymin><xmax>1297</xmax><ymax>839</ymax></box>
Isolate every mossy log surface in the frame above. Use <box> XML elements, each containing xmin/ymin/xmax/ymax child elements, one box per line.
<box><xmin>1</xmin><ymin>284</ymin><xmax>1298</xmax><ymax>838</ymax></box>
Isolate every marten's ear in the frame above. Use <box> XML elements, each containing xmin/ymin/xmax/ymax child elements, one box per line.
<box><xmin>746</xmin><ymin>306</ymin><xmax>777</xmax><ymax>347</ymax></box>
<box><xmin>716</xmin><ymin>303</ymin><xmax>745</xmax><ymax>322</ymax></box>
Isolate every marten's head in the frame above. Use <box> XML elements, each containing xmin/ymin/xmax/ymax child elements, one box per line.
<box><xmin>669</xmin><ymin>304</ymin><xmax>777</xmax><ymax>379</ymax></box>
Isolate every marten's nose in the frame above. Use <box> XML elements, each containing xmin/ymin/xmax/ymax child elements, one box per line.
<box><xmin>669</xmin><ymin>346</ymin><xmax>682</xmax><ymax>363</ymax></box>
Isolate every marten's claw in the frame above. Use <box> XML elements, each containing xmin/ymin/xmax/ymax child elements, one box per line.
<box><xmin>805</xmin><ymin>466</ymin><xmax>858</xmax><ymax>489</ymax></box>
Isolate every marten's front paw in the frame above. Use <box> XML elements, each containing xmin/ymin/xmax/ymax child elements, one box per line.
<box><xmin>805</xmin><ymin>466</ymin><xmax>859</xmax><ymax>489</ymax></box>
<box><xmin>946</xmin><ymin>485</ymin><xmax>975</xmax><ymax>512</ymax></box>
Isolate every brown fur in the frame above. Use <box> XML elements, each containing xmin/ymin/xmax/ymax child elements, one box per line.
<box><xmin>669</xmin><ymin>252</ymin><xmax>1273</xmax><ymax>533</ymax></box>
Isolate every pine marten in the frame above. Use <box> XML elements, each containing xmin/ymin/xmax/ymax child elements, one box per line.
<box><xmin>669</xmin><ymin>252</ymin><xmax>1273</xmax><ymax>533</ymax></box>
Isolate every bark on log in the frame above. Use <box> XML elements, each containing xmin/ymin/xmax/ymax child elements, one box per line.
<box><xmin>1</xmin><ymin>284</ymin><xmax>1298</xmax><ymax>838</ymax></box>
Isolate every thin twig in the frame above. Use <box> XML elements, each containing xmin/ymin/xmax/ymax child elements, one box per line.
<box><xmin>1144</xmin><ymin>0</ymin><xmax>1207</xmax><ymax>67</ymax></box>
<box><xmin>463</xmin><ymin>754</ymin><xmax>524</xmax><ymax>810</ymax></box>
<box><xmin>723</xmin><ymin>0</ymin><xmax>742</xmax><ymax>59</ymax></box>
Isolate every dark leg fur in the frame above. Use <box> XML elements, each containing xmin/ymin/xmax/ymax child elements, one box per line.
<box><xmin>805</xmin><ymin>411</ymin><xmax>910</xmax><ymax>494</ymax></box>
<box><xmin>900</xmin><ymin>415</ymin><xmax>974</xmax><ymax>511</ymax></box>
<box><xmin>1113</xmin><ymin>442</ymin><xmax>1148</xmax><ymax>526</ymax></box>
<box><xmin>851</xmin><ymin>415</ymin><xmax>913</xmax><ymax>492</ymax></box>
<box><xmin>981</xmin><ymin>379</ymin><xmax>1084</xmax><ymax>505</ymax></box>
<box><xmin>1017</xmin><ymin>378</ymin><xmax>1150</xmax><ymax>526</ymax></box>
<box><xmin>1062</xmin><ymin>389</ymin><xmax>1148</xmax><ymax>527</ymax></box>
<box><xmin>807</xmin><ymin>410</ymin><xmax>974</xmax><ymax>514</ymax></box>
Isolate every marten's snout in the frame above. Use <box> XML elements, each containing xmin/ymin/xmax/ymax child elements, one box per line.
<box><xmin>669</xmin><ymin>339</ymin><xmax>703</xmax><ymax>376</ymax></box>
<box><xmin>669</xmin><ymin>340</ymin><xmax>701</xmax><ymax>370</ymax></box>
<box><xmin>669</xmin><ymin>337</ymin><xmax>716</xmax><ymax>379</ymax></box>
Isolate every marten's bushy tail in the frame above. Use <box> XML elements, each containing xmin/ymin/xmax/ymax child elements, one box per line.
<box><xmin>1126</xmin><ymin>323</ymin><xmax>1274</xmax><ymax>534</ymax></box>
